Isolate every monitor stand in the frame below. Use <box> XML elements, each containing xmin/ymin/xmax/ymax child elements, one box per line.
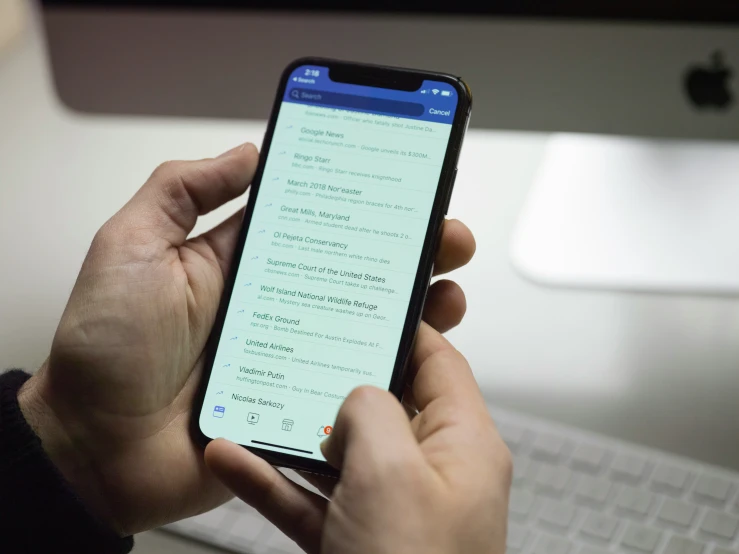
<box><xmin>510</xmin><ymin>134</ymin><xmax>739</xmax><ymax>294</ymax></box>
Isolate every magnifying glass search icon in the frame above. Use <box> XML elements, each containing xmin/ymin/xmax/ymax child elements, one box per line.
<box><xmin>290</xmin><ymin>89</ymin><xmax>300</xmax><ymax>99</ymax></box>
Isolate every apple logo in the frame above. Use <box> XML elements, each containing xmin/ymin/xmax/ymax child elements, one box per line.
<box><xmin>684</xmin><ymin>51</ymin><xmax>733</xmax><ymax>110</ymax></box>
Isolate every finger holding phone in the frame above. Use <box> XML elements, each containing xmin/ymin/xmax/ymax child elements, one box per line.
<box><xmin>206</xmin><ymin>321</ymin><xmax>512</xmax><ymax>554</ymax></box>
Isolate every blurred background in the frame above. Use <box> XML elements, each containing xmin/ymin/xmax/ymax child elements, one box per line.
<box><xmin>1</xmin><ymin>1</ymin><xmax>738</xmax><ymax>552</ymax></box>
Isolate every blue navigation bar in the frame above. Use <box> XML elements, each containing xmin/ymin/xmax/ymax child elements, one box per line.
<box><xmin>288</xmin><ymin>88</ymin><xmax>425</xmax><ymax>118</ymax></box>
<box><xmin>283</xmin><ymin>65</ymin><xmax>458</xmax><ymax>125</ymax></box>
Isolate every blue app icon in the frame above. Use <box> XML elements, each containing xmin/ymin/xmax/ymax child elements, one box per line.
<box><xmin>213</xmin><ymin>406</ymin><xmax>225</xmax><ymax>418</ymax></box>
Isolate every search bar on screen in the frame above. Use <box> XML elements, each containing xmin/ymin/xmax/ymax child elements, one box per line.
<box><xmin>289</xmin><ymin>88</ymin><xmax>424</xmax><ymax>117</ymax></box>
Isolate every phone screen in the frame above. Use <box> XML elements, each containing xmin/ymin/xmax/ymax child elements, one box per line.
<box><xmin>199</xmin><ymin>64</ymin><xmax>461</xmax><ymax>460</ymax></box>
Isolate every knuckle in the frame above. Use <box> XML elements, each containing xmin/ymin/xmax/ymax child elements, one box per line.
<box><xmin>425</xmin><ymin>343</ymin><xmax>467</xmax><ymax>370</ymax></box>
<box><xmin>151</xmin><ymin>161</ymin><xmax>194</xmax><ymax>205</ymax></box>
<box><xmin>150</xmin><ymin>161</ymin><xmax>201</xmax><ymax>223</ymax></box>
<box><xmin>90</xmin><ymin>224</ymin><xmax>109</xmax><ymax>248</ymax></box>
<box><xmin>151</xmin><ymin>162</ymin><xmax>187</xmax><ymax>200</ymax></box>
<box><xmin>446</xmin><ymin>346</ymin><xmax>470</xmax><ymax>366</ymax></box>
<box><xmin>150</xmin><ymin>160</ymin><xmax>182</xmax><ymax>181</ymax></box>
<box><xmin>90</xmin><ymin>218</ymin><xmax>117</xmax><ymax>249</ymax></box>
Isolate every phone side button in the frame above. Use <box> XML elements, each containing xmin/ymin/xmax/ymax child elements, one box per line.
<box><xmin>443</xmin><ymin>168</ymin><xmax>458</xmax><ymax>214</ymax></box>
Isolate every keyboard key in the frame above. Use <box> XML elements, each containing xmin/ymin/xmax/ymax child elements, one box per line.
<box><xmin>570</xmin><ymin>443</ymin><xmax>609</xmax><ymax>473</ymax></box>
<box><xmin>616</xmin><ymin>486</ymin><xmax>654</xmax><ymax>516</ymax></box>
<box><xmin>509</xmin><ymin>489</ymin><xmax>536</xmax><ymax>520</ymax></box>
<box><xmin>611</xmin><ymin>453</ymin><xmax>649</xmax><ymax>483</ymax></box>
<box><xmin>533</xmin><ymin>535</ymin><xmax>573</xmax><ymax>554</ymax></box>
<box><xmin>506</xmin><ymin>523</ymin><xmax>529</xmax><ymax>552</ymax></box>
<box><xmin>531</xmin><ymin>433</ymin><xmax>568</xmax><ymax>462</ymax></box>
<box><xmin>538</xmin><ymin>499</ymin><xmax>577</xmax><ymax>530</ymax></box>
<box><xmin>711</xmin><ymin>548</ymin><xmax>739</xmax><ymax>554</ymax></box>
<box><xmin>578</xmin><ymin>548</ymin><xmax>609</xmax><ymax>554</ymax></box>
<box><xmin>535</xmin><ymin>464</ymin><xmax>573</xmax><ymax>496</ymax></box>
<box><xmin>575</xmin><ymin>475</ymin><xmax>612</xmax><ymax>506</ymax></box>
<box><xmin>694</xmin><ymin>474</ymin><xmax>734</xmax><ymax>505</ymax></box>
<box><xmin>621</xmin><ymin>524</ymin><xmax>662</xmax><ymax>552</ymax></box>
<box><xmin>652</xmin><ymin>464</ymin><xmax>692</xmax><ymax>495</ymax></box>
<box><xmin>579</xmin><ymin>512</ymin><xmax>619</xmax><ymax>541</ymax></box>
<box><xmin>663</xmin><ymin>536</ymin><xmax>705</xmax><ymax>554</ymax></box>
<box><xmin>657</xmin><ymin>498</ymin><xmax>697</xmax><ymax>528</ymax></box>
<box><xmin>700</xmin><ymin>510</ymin><xmax>739</xmax><ymax>540</ymax></box>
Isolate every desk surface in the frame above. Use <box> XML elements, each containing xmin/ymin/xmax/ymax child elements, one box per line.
<box><xmin>2</xmin><ymin>6</ymin><xmax>738</xmax><ymax>553</ymax></box>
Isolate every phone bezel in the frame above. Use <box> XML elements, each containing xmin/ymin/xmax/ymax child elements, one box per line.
<box><xmin>191</xmin><ymin>57</ymin><xmax>472</xmax><ymax>476</ymax></box>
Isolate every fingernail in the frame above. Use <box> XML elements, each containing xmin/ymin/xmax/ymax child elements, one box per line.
<box><xmin>217</xmin><ymin>143</ymin><xmax>249</xmax><ymax>158</ymax></box>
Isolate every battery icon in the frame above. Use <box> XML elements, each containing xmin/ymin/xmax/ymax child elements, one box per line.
<box><xmin>441</xmin><ymin>90</ymin><xmax>452</xmax><ymax>97</ymax></box>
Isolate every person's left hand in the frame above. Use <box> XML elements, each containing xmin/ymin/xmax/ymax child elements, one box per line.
<box><xmin>18</xmin><ymin>143</ymin><xmax>476</xmax><ymax>535</ymax></box>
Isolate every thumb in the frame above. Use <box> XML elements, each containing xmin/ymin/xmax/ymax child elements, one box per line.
<box><xmin>115</xmin><ymin>143</ymin><xmax>258</xmax><ymax>246</ymax></box>
<box><xmin>320</xmin><ymin>386</ymin><xmax>420</xmax><ymax>472</ymax></box>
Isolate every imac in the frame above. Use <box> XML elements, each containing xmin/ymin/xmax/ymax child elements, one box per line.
<box><xmin>40</xmin><ymin>1</ymin><xmax>739</xmax><ymax>292</ymax></box>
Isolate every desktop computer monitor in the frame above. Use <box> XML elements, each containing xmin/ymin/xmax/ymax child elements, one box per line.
<box><xmin>40</xmin><ymin>1</ymin><xmax>738</xmax><ymax>138</ymax></box>
<box><xmin>40</xmin><ymin>0</ymin><xmax>739</xmax><ymax>292</ymax></box>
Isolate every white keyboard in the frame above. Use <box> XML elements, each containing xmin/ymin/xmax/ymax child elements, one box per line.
<box><xmin>164</xmin><ymin>408</ymin><xmax>739</xmax><ymax>553</ymax></box>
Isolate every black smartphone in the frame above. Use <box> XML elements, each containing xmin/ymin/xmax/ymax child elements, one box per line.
<box><xmin>192</xmin><ymin>57</ymin><xmax>471</xmax><ymax>475</ymax></box>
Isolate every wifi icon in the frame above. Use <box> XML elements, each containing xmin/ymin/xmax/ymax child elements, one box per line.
<box><xmin>432</xmin><ymin>89</ymin><xmax>440</xmax><ymax>95</ymax></box>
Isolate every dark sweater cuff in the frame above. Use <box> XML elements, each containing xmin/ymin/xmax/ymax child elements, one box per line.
<box><xmin>0</xmin><ymin>370</ymin><xmax>134</xmax><ymax>554</ymax></box>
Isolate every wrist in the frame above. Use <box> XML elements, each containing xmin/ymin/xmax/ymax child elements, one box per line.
<box><xmin>18</xmin><ymin>365</ymin><xmax>125</xmax><ymax>535</ymax></box>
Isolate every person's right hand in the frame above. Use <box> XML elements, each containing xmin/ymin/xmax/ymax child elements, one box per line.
<box><xmin>205</xmin><ymin>321</ymin><xmax>512</xmax><ymax>554</ymax></box>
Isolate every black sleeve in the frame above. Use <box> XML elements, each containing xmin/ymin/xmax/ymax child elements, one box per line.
<box><xmin>0</xmin><ymin>370</ymin><xmax>134</xmax><ymax>554</ymax></box>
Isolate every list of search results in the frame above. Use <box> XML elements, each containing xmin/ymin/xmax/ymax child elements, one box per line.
<box><xmin>208</xmin><ymin>102</ymin><xmax>453</xmax><ymax>422</ymax></box>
